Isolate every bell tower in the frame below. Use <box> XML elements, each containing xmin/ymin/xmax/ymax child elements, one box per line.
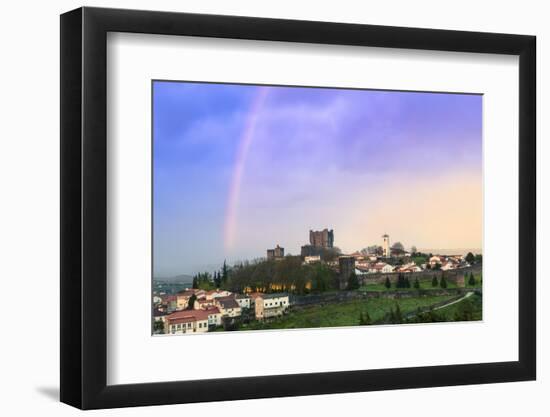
<box><xmin>382</xmin><ymin>234</ymin><xmax>390</xmax><ymax>257</ymax></box>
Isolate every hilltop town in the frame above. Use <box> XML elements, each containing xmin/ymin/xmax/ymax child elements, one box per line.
<box><xmin>153</xmin><ymin>229</ymin><xmax>482</xmax><ymax>335</ymax></box>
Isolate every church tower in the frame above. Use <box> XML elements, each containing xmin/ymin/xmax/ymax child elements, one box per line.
<box><xmin>382</xmin><ymin>234</ymin><xmax>390</xmax><ymax>257</ymax></box>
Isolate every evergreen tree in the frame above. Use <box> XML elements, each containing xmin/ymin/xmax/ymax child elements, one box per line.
<box><xmin>221</xmin><ymin>260</ymin><xmax>229</xmax><ymax>284</ymax></box>
<box><xmin>440</xmin><ymin>275</ymin><xmax>448</xmax><ymax>289</ymax></box>
<box><xmin>431</xmin><ymin>275</ymin><xmax>438</xmax><ymax>287</ymax></box>
<box><xmin>396</xmin><ymin>273</ymin><xmax>408</xmax><ymax>289</ymax></box>
<box><xmin>405</xmin><ymin>277</ymin><xmax>411</xmax><ymax>288</ymax></box>
<box><xmin>192</xmin><ymin>276</ymin><xmax>198</xmax><ymax>289</ymax></box>
<box><xmin>384</xmin><ymin>276</ymin><xmax>391</xmax><ymax>289</ymax></box>
<box><xmin>187</xmin><ymin>293</ymin><xmax>197</xmax><ymax>310</ymax></box>
<box><xmin>413</xmin><ymin>278</ymin><xmax>420</xmax><ymax>289</ymax></box>
<box><xmin>468</xmin><ymin>272</ymin><xmax>476</xmax><ymax>286</ymax></box>
<box><xmin>465</xmin><ymin>252</ymin><xmax>475</xmax><ymax>264</ymax></box>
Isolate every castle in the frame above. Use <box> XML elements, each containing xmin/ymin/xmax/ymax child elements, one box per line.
<box><xmin>301</xmin><ymin>229</ymin><xmax>334</xmax><ymax>257</ymax></box>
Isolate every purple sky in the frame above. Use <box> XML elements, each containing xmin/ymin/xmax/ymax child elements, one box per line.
<box><xmin>153</xmin><ymin>81</ymin><xmax>482</xmax><ymax>277</ymax></box>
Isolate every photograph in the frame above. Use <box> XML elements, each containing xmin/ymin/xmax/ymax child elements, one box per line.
<box><xmin>151</xmin><ymin>81</ymin><xmax>483</xmax><ymax>335</ymax></box>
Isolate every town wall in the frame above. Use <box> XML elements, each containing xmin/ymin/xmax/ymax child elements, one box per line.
<box><xmin>290</xmin><ymin>287</ymin><xmax>480</xmax><ymax>308</ymax></box>
<box><xmin>358</xmin><ymin>264</ymin><xmax>482</xmax><ymax>286</ymax></box>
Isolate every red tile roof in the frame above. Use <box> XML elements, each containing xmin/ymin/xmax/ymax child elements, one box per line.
<box><xmin>203</xmin><ymin>306</ymin><xmax>221</xmax><ymax>314</ymax></box>
<box><xmin>166</xmin><ymin>307</ymin><xmax>220</xmax><ymax>324</ymax></box>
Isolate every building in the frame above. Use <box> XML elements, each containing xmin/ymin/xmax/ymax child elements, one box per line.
<box><xmin>309</xmin><ymin>229</ymin><xmax>334</xmax><ymax>248</ymax></box>
<box><xmin>205</xmin><ymin>289</ymin><xmax>232</xmax><ymax>301</ymax></box>
<box><xmin>367</xmin><ymin>262</ymin><xmax>395</xmax><ymax>274</ymax></box>
<box><xmin>176</xmin><ymin>289</ymin><xmax>195</xmax><ymax>310</ymax></box>
<box><xmin>215</xmin><ymin>296</ymin><xmax>242</xmax><ymax>317</ymax></box>
<box><xmin>303</xmin><ymin>255</ymin><xmax>321</xmax><ymax>264</ymax></box>
<box><xmin>202</xmin><ymin>306</ymin><xmax>223</xmax><ymax>326</ymax></box>
<box><xmin>382</xmin><ymin>234</ymin><xmax>390</xmax><ymax>257</ymax></box>
<box><xmin>165</xmin><ymin>310</ymin><xmax>210</xmax><ymax>334</ymax></box>
<box><xmin>153</xmin><ymin>307</ymin><xmax>168</xmax><ymax>323</ymax></box>
<box><xmin>301</xmin><ymin>244</ymin><xmax>322</xmax><ymax>257</ymax></box>
<box><xmin>235</xmin><ymin>294</ymin><xmax>251</xmax><ymax>309</ymax></box>
<box><xmin>194</xmin><ymin>298</ymin><xmax>216</xmax><ymax>310</ymax></box>
<box><xmin>338</xmin><ymin>256</ymin><xmax>356</xmax><ymax>290</ymax></box>
<box><xmin>254</xmin><ymin>293</ymin><xmax>290</xmax><ymax>320</ymax></box>
<box><xmin>429</xmin><ymin>256</ymin><xmax>442</xmax><ymax>268</ymax></box>
<box><xmin>267</xmin><ymin>244</ymin><xmax>285</xmax><ymax>260</ymax></box>
<box><xmin>161</xmin><ymin>294</ymin><xmax>177</xmax><ymax>312</ymax></box>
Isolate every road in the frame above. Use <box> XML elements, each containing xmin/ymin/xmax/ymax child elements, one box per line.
<box><xmin>433</xmin><ymin>291</ymin><xmax>474</xmax><ymax>311</ymax></box>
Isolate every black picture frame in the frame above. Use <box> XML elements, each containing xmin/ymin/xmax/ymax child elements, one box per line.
<box><xmin>60</xmin><ymin>6</ymin><xmax>536</xmax><ymax>410</ymax></box>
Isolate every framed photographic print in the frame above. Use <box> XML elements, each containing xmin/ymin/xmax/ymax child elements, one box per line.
<box><xmin>60</xmin><ymin>6</ymin><xmax>536</xmax><ymax>410</ymax></box>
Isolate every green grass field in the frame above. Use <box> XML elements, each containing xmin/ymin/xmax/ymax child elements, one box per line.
<box><xmin>430</xmin><ymin>293</ymin><xmax>483</xmax><ymax>321</ymax></box>
<box><xmin>240</xmin><ymin>294</ymin><xmax>460</xmax><ymax>331</ymax></box>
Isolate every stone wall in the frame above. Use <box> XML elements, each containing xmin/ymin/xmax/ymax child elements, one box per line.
<box><xmin>359</xmin><ymin>264</ymin><xmax>482</xmax><ymax>286</ymax></box>
<box><xmin>289</xmin><ymin>287</ymin><xmax>477</xmax><ymax>308</ymax></box>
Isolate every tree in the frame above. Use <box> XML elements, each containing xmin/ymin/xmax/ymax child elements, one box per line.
<box><xmin>468</xmin><ymin>272</ymin><xmax>476</xmax><ymax>286</ymax></box>
<box><xmin>405</xmin><ymin>277</ymin><xmax>411</xmax><ymax>288</ymax></box>
<box><xmin>213</xmin><ymin>271</ymin><xmax>221</xmax><ymax>288</ymax></box>
<box><xmin>221</xmin><ymin>260</ymin><xmax>229</xmax><ymax>284</ymax></box>
<box><xmin>153</xmin><ymin>320</ymin><xmax>165</xmax><ymax>334</ymax></box>
<box><xmin>432</xmin><ymin>275</ymin><xmax>438</xmax><ymax>287</ymax></box>
<box><xmin>192</xmin><ymin>276</ymin><xmax>198</xmax><ymax>289</ymax></box>
<box><xmin>410</xmin><ymin>245</ymin><xmax>417</xmax><ymax>254</ymax></box>
<box><xmin>187</xmin><ymin>293</ymin><xmax>197</xmax><ymax>310</ymax></box>
<box><xmin>465</xmin><ymin>252</ymin><xmax>475</xmax><ymax>264</ymax></box>
<box><xmin>391</xmin><ymin>242</ymin><xmax>405</xmax><ymax>251</ymax></box>
<box><xmin>347</xmin><ymin>272</ymin><xmax>360</xmax><ymax>290</ymax></box>
<box><xmin>413</xmin><ymin>278</ymin><xmax>420</xmax><ymax>289</ymax></box>
<box><xmin>384</xmin><ymin>276</ymin><xmax>391</xmax><ymax>289</ymax></box>
<box><xmin>440</xmin><ymin>275</ymin><xmax>448</xmax><ymax>289</ymax></box>
<box><xmin>454</xmin><ymin>299</ymin><xmax>474</xmax><ymax>321</ymax></box>
<box><xmin>360</xmin><ymin>311</ymin><xmax>372</xmax><ymax>325</ymax></box>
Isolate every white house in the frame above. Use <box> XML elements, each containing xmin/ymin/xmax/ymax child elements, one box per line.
<box><xmin>441</xmin><ymin>262</ymin><xmax>456</xmax><ymax>271</ymax></box>
<box><xmin>215</xmin><ymin>297</ymin><xmax>242</xmax><ymax>317</ymax></box>
<box><xmin>203</xmin><ymin>306</ymin><xmax>223</xmax><ymax>326</ymax></box>
<box><xmin>235</xmin><ymin>294</ymin><xmax>251</xmax><ymax>309</ymax></box>
<box><xmin>206</xmin><ymin>289</ymin><xmax>232</xmax><ymax>301</ymax></box>
<box><xmin>369</xmin><ymin>262</ymin><xmax>394</xmax><ymax>273</ymax></box>
<box><xmin>165</xmin><ymin>310</ymin><xmax>210</xmax><ymax>334</ymax></box>
<box><xmin>255</xmin><ymin>293</ymin><xmax>290</xmax><ymax>320</ymax></box>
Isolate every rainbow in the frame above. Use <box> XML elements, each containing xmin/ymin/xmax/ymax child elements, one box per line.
<box><xmin>223</xmin><ymin>87</ymin><xmax>270</xmax><ymax>251</ymax></box>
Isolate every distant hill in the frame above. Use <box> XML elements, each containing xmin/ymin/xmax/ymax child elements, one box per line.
<box><xmin>418</xmin><ymin>248</ymin><xmax>482</xmax><ymax>256</ymax></box>
<box><xmin>154</xmin><ymin>274</ymin><xmax>193</xmax><ymax>284</ymax></box>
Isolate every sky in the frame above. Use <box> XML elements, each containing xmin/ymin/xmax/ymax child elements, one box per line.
<box><xmin>153</xmin><ymin>81</ymin><xmax>482</xmax><ymax>277</ymax></box>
